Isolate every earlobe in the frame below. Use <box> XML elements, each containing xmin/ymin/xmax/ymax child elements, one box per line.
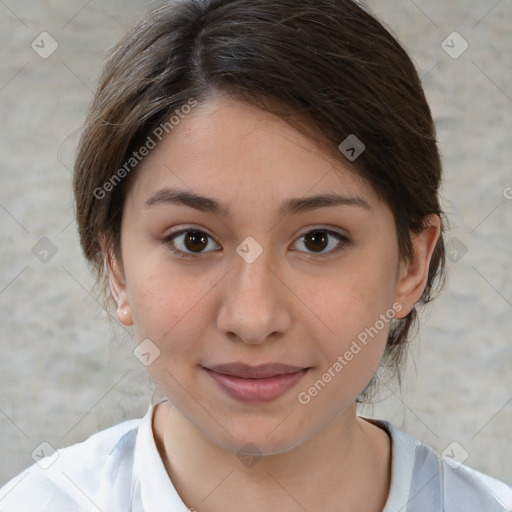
<box><xmin>102</xmin><ymin>243</ymin><xmax>134</xmax><ymax>326</ymax></box>
<box><xmin>393</xmin><ymin>214</ymin><xmax>441</xmax><ymax>319</ymax></box>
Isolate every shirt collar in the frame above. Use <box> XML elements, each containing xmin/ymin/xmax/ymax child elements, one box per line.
<box><xmin>361</xmin><ymin>417</ymin><xmax>420</xmax><ymax>512</ymax></box>
<box><xmin>133</xmin><ymin>401</ymin><xmax>190</xmax><ymax>511</ymax></box>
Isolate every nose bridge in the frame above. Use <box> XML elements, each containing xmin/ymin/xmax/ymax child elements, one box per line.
<box><xmin>232</xmin><ymin>235</ymin><xmax>279</xmax><ymax>306</ymax></box>
<box><xmin>216</xmin><ymin>235</ymin><xmax>290</xmax><ymax>344</ymax></box>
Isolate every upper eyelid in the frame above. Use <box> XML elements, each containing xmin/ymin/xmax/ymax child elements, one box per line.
<box><xmin>165</xmin><ymin>226</ymin><xmax>348</xmax><ymax>253</ymax></box>
<box><xmin>166</xmin><ymin>225</ymin><xmax>348</xmax><ymax>241</ymax></box>
<box><xmin>166</xmin><ymin>226</ymin><xmax>221</xmax><ymax>245</ymax></box>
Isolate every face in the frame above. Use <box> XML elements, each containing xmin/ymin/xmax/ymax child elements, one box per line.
<box><xmin>107</xmin><ymin>94</ymin><xmax>437</xmax><ymax>455</ymax></box>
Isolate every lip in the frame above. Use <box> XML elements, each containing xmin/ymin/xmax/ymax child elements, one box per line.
<box><xmin>202</xmin><ymin>363</ymin><xmax>309</xmax><ymax>403</ymax></box>
<box><xmin>205</xmin><ymin>362</ymin><xmax>307</xmax><ymax>379</ymax></box>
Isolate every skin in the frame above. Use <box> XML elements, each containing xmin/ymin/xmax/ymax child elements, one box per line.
<box><xmin>105</xmin><ymin>94</ymin><xmax>440</xmax><ymax>511</ymax></box>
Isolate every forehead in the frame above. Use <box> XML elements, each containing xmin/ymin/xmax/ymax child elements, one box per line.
<box><xmin>125</xmin><ymin>95</ymin><xmax>383</xmax><ymax>214</ymax></box>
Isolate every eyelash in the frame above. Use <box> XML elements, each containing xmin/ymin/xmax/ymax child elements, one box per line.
<box><xmin>163</xmin><ymin>227</ymin><xmax>351</xmax><ymax>260</ymax></box>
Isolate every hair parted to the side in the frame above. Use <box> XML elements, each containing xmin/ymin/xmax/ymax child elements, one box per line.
<box><xmin>73</xmin><ymin>0</ymin><xmax>447</xmax><ymax>403</ymax></box>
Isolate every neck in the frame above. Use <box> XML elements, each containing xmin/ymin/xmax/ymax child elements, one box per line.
<box><xmin>152</xmin><ymin>400</ymin><xmax>391</xmax><ymax>512</ymax></box>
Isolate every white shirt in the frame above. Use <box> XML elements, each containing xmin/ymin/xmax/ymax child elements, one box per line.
<box><xmin>1</xmin><ymin>401</ymin><xmax>511</xmax><ymax>511</ymax></box>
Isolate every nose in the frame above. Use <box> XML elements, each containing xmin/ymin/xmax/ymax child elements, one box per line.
<box><xmin>216</xmin><ymin>241</ymin><xmax>292</xmax><ymax>345</ymax></box>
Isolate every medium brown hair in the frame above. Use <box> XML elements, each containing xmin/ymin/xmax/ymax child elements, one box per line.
<box><xmin>73</xmin><ymin>0</ymin><xmax>447</xmax><ymax>402</ymax></box>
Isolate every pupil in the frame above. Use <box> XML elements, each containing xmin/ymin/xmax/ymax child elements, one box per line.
<box><xmin>185</xmin><ymin>231</ymin><xmax>208</xmax><ymax>252</ymax></box>
<box><xmin>305</xmin><ymin>231</ymin><xmax>327</xmax><ymax>252</ymax></box>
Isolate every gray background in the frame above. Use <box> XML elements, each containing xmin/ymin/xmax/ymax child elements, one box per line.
<box><xmin>1</xmin><ymin>0</ymin><xmax>511</xmax><ymax>488</ymax></box>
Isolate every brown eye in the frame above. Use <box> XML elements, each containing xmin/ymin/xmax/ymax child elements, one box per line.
<box><xmin>293</xmin><ymin>229</ymin><xmax>350</xmax><ymax>256</ymax></box>
<box><xmin>164</xmin><ymin>229</ymin><xmax>220</xmax><ymax>259</ymax></box>
<box><xmin>184</xmin><ymin>231</ymin><xmax>208</xmax><ymax>252</ymax></box>
<box><xmin>304</xmin><ymin>231</ymin><xmax>329</xmax><ymax>252</ymax></box>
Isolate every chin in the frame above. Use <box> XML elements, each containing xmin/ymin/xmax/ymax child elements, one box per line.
<box><xmin>205</xmin><ymin>416</ymin><xmax>312</xmax><ymax>457</ymax></box>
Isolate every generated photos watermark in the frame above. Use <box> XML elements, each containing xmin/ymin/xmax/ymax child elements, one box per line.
<box><xmin>297</xmin><ymin>302</ymin><xmax>403</xmax><ymax>405</ymax></box>
<box><xmin>93</xmin><ymin>98</ymin><xmax>198</xmax><ymax>200</ymax></box>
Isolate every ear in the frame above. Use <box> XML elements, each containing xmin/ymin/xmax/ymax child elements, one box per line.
<box><xmin>100</xmin><ymin>237</ymin><xmax>134</xmax><ymax>326</ymax></box>
<box><xmin>393</xmin><ymin>214</ymin><xmax>441</xmax><ymax>319</ymax></box>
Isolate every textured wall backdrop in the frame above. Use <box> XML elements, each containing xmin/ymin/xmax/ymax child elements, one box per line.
<box><xmin>0</xmin><ymin>0</ymin><xmax>511</xmax><ymax>487</ymax></box>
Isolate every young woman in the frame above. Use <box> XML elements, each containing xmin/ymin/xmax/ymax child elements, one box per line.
<box><xmin>1</xmin><ymin>0</ymin><xmax>511</xmax><ymax>510</ymax></box>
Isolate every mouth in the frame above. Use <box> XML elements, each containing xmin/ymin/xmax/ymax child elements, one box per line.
<box><xmin>201</xmin><ymin>362</ymin><xmax>310</xmax><ymax>403</ymax></box>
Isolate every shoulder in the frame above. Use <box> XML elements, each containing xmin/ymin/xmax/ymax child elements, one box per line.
<box><xmin>388</xmin><ymin>423</ymin><xmax>512</xmax><ymax>511</ymax></box>
<box><xmin>0</xmin><ymin>417</ymin><xmax>142</xmax><ymax>512</ymax></box>
<box><xmin>439</xmin><ymin>455</ymin><xmax>512</xmax><ymax>511</ymax></box>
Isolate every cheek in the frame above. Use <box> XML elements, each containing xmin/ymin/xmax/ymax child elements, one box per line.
<box><xmin>298</xmin><ymin>259</ymin><xmax>397</xmax><ymax>341</ymax></box>
<box><xmin>296</xmin><ymin>273</ymin><xmax>394</xmax><ymax>410</ymax></box>
<box><xmin>124</xmin><ymin>251</ymin><xmax>214</xmax><ymax>350</ymax></box>
<box><xmin>126</xmin><ymin>264</ymin><xmax>212</xmax><ymax>398</ymax></box>
<box><xmin>292</xmin><ymin>258</ymin><xmax>397</xmax><ymax>402</ymax></box>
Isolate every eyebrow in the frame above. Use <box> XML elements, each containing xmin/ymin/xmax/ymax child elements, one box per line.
<box><xmin>144</xmin><ymin>187</ymin><xmax>371</xmax><ymax>216</ymax></box>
